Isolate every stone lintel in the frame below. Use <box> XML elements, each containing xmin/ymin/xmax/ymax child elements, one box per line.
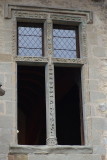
<box><xmin>13</xmin><ymin>57</ymin><xmax>86</xmax><ymax>66</ymax></box>
<box><xmin>14</xmin><ymin>56</ymin><xmax>48</xmax><ymax>64</ymax></box>
<box><xmin>52</xmin><ymin>58</ymin><xmax>86</xmax><ymax>66</ymax></box>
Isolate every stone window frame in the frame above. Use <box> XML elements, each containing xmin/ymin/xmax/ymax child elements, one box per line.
<box><xmin>4</xmin><ymin>4</ymin><xmax>93</xmax><ymax>146</ymax></box>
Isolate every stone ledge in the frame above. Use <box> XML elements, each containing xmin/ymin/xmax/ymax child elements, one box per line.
<box><xmin>9</xmin><ymin>145</ymin><xmax>93</xmax><ymax>154</ymax></box>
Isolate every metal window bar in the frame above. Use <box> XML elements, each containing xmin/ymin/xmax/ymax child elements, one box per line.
<box><xmin>17</xmin><ymin>22</ymin><xmax>43</xmax><ymax>57</ymax></box>
<box><xmin>53</xmin><ymin>25</ymin><xmax>79</xmax><ymax>59</ymax></box>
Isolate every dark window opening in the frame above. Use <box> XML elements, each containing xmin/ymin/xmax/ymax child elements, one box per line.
<box><xmin>17</xmin><ymin>22</ymin><xmax>43</xmax><ymax>57</ymax></box>
<box><xmin>17</xmin><ymin>65</ymin><xmax>46</xmax><ymax>145</ymax></box>
<box><xmin>55</xmin><ymin>67</ymin><xmax>84</xmax><ymax>145</ymax></box>
<box><xmin>53</xmin><ymin>25</ymin><xmax>79</xmax><ymax>59</ymax></box>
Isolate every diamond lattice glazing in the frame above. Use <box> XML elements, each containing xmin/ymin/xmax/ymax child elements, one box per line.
<box><xmin>53</xmin><ymin>26</ymin><xmax>77</xmax><ymax>58</ymax></box>
<box><xmin>18</xmin><ymin>23</ymin><xmax>43</xmax><ymax>57</ymax></box>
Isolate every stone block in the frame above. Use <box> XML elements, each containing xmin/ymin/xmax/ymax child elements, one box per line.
<box><xmin>88</xmin><ymin>57</ymin><xmax>100</xmax><ymax>66</ymax></box>
<box><xmin>0</xmin><ymin>63</ymin><xmax>13</xmax><ymax>73</ymax></box>
<box><xmin>8</xmin><ymin>155</ymin><xmax>14</xmax><ymax>160</ymax></box>
<box><xmin>87</xmin><ymin>33</ymin><xmax>98</xmax><ymax>45</ymax></box>
<box><xmin>85</xmin><ymin>118</ymin><xmax>93</xmax><ymax>145</ymax></box>
<box><xmin>3</xmin><ymin>42</ymin><xmax>12</xmax><ymax>54</ymax></box>
<box><xmin>4</xmin><ymin>74</ymin><xmax>13</xmax><ymax>89</ymax></box>
<box><xmin>3</xmin><ymin>38</ymin><xmax>12</xmax><ymax>54</ymax></box>
<box><xmin>14</xmin><ymin>154</ymin><xmax>28</xmax><ymax>160</ymax></box>
<box><xmin>93</xmin><ymin>47</ymin><xmax>106</xmax><ymax>57</ymax></box>
<box><xmin>90</xmin><ymin>104</ymin><xmax>97</xmax><ymax>117</ymax></box>
<box><xmin>0</xmin><ymin>73</ymin><xmax>4</xmax><ymax>86</ymax></box>
<box><xmin>89</xmin><ymin>91</ymin><xmax>106</xmax><ymax>102</ymax></box>
<box><xmin>0</xmin><ymin>101</ymin><xmax>5</xmax><ymax>114</ymax></box>
<box><xmin>92</xmin><ymin>117</ymin><xmax>107</xmax><ymax>130</ymax></box>
<box><xmin>89</xmin><ymin>67</ymin><xmax>100</xmax><ymax>79</ymax></box>
<box><xmin>102</xmin><ymin>137</ymin><xmax>107</xmax><ymax>145</ymax></box>
<box><xmin>0</xmin><ymin>144</ymin><xmax>9</xmax><ymax>154</ymax></box>
<box><xmin>0</xmin><ymin>128</ymin><xmax>14</xmax><ymax>144</ymax></box>
<box><xmin>83</xmin><ymin>103</ymin><xmax>91</xmax><ymax>117</ymax></box>
<box><xmin>92</xmin><ymin>128</ymin><xmax>102</xmax><ymax>145</ymax></box>
<box><xmin>0</xmin><ymin>54</ymin><xmax>12</xmax><ymax>62</ymax></box>
<box><xmin>28</xmin><ymin>154</ymin><xmax>101</xmax><ymax>160</ymax></box>
<box><xmin>28</xmin><ymin>154</ymin><xmax>47</xmax><ymax>160</ymax></box>
<box><xmin>0</xmin><ymin>116</ymin><xmax>13</xmax><ymax>128</ymax></box>
<box><xmin>0</xmin><ymin>154</ymin><xmax>8</xmax><ymax>160</ymax></box>
<box><xmin>93</xmin><ymin>145</ymin><xmax>106</xmax><ymax>154</ymax></box>
<box><xmin>6</xmin><ymin>101</ymin><xmax>15</xmax><ymax>115</ymax></box>
<box><xmin>88</xmin><ymin>79</ymin><xmax>99</xmax><ymax>91</ymax></box>
<box><xmin>3</xmin><ymin>19</ymin><xmax>13</xmax><ymax>30</ymax></box>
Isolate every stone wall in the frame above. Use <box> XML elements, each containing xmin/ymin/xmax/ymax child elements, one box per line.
<box><xmin>0</xmin><ymin>0</ymin><xmax>107</xmax><ymax>159</ymax></box>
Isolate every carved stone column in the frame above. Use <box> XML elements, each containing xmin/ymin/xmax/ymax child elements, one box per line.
<box><xmin>45</xmin><ymin>18</ymin><xmax>57</xmax><ymax>145</ymax></box>
<box><xmin>45</xmin><ymin>64</ymin><xmax>57</xmax><ymax>145</ymax></box>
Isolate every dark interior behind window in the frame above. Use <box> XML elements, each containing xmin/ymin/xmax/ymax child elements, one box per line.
<box><xmin>17</xmin><ymin>65</ymin><xmax>46</xmax><ymax>145</ymax></box>
<box><xmin>55</xmin><ymin>67</ymin><xmax>84</xmax><ymax>145</ymax></box>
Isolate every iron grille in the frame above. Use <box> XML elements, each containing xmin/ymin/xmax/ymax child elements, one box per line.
<box><xmin>53</xmin><ymin>25</ymin><xmax>79</xmax><ymax>59</ymax></box>
<box><xmin>18</xmin><ymin>23</ymin><xmax>43</xmax><ymax>57</ymax></box>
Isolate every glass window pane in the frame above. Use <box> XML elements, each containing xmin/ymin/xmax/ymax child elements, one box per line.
<box><xmin>18</xmin><ymin>23</ymin><xmax>43</xmax><ymax>57</ymax></box>
<box><xmin>53</xmin><ymin>25</ymin><xmax>78</xmax><ymax>58</ymax></box>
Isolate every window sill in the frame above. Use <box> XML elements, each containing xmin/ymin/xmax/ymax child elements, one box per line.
<box><xmin>9</xmin><ymin>145</ymin><xmax>93</xmax><ymax>154</ymax></box>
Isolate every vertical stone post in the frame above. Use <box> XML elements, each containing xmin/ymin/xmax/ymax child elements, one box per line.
<box><xmin>45</xmin><ymin>64</ymin><xmax>57</xmax><ymax>145</ymax></box>
<box><xmin>45</xmin><ymin>18</ymin><xmax>57</xmax><ymax>145</ymax></box>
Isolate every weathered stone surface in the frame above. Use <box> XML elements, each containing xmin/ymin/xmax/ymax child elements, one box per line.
<box><xmin>98</xmin><ymin>103</ymin><xmax>107</xmax><ymax>112</ymax></box>
<box><xmin>0</xmin><ymin>116</ymin><xmax>13</xmax><ymax>128</ymax></box>
<box><xmin>9</xmin><ymin>145</ymin><xmax>93</xmax><ymax>154</ymax></box>
<box><xmin>0</xmin><ymin>89</ymin><xmax>13</xmax><ymax>101</ymax></box>
<box><xmin>92</xmin><ymin>118</ymin><xmax>107</xmax><ymax>130</ymax></box>
<box><xmin>0</xmin><ymin>0</ymin><xmax>107</xmax><ymax>160</ymax></box>
<box><xmin>0</xmin><ymin>54</ymin><xmax>12</xmax><ymax>62</ymax></box>
<box><xmin>89</xmin><ymin>91</ymin><xmax>106</xmax><ymax>102</ymax></box>
<box><xmin>0</xmin><ymin>154</ymin><xmax>8</xmax><ymax>160</ymax></box>
<box><xmin>93</xmin><ymin>47</ymin><xmax>106</xmax><ymax>57</ymax></box>
<box><xmin>6</xmin><ymin>101</ymin><xmax>15</xmax><ymax>115</ymax></box>
<box><xmin>0</xmin><ymin>101</ymin><xmax>5</xmax><ymax>114</ymax></box>
<box><xmin>28</xmin><ymin>154</ymin><xmax>100</xmax><ymax>160</ymax></box>
<box><xmin>0</xmin><ymin>128</ymin><xmax>14</xmax><ymax>144</ymax></box>
<box><xmin>93</xmin><ymin>145</ymin><xmax>106</xmax><ymax>154</ymax></box>
<box><xmin>14</xmin><ymin>154</ymin><xmax>28</xmax><ymax>160</ymax></box>
<box><xmin>0</xmin><ymin>144</ymin><xmax>9</xmax><ymax>154</ymax></box>
<box><xmin>8</xmin><ymin>154</ymin><xmax>28</xmax><ymax>160</ymax></box>
<box><xmin>0</xmin><ymin>63</ymin><xmax>13</xmax><ymax>73</ymax></box>
<box><xmin>87</xmin><ymin>33</ymin><xmax>98</xmax><ymax>45</ymax></box>
<box><xmin>8</xmin><ymin>155</ymin><xmax>14</xmax><ymax>160</ymax></box>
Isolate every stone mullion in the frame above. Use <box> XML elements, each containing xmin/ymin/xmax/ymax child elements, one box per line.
<box><xmin>45</xmin><ymin>18</ymin><xmax>57</xmax><ymax>145</ymax></box>
<box><xmin>45</xmin><ymin>64</ymin><xmax>57</xmax><ymax>145</ymax></box>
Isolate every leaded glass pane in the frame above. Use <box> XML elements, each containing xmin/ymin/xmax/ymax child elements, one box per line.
<box><xmin>18</xmin><ymin>23</ymin><xmax>43</xmax><ymax>57</ymax></box>
<box><xmin>53</xmin><ymin>25</ymin><xmax>78</xmax><ymax>58</ymax></box>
